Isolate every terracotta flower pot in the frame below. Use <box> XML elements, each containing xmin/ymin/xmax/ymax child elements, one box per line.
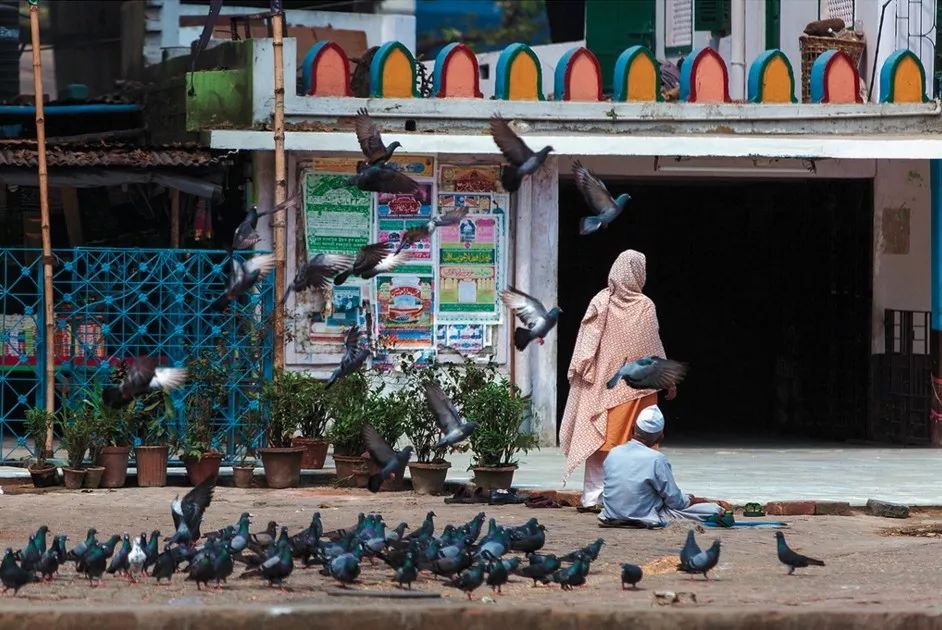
<box><xmin>333</xmin><ymin>454</ymin><xmax>369</xmax><ymax>488</ymax></box>
<box><xmin>83</xmin><ymin>466</ymin><xmax>105</xmax><ymax>488</ymax></box>
<box><xmin>97</xmin><ymin>446</ymin><xmax>132</xmax><ymax>488</ymax></box>
<box><xmin>367</xmin><ymin>458</ymin><xmax>406</xmax><ymax>492</ymax></box>
<box><xmin>183</xmin><ymin>452</ymin><xmax>223</xmax><ymax>486</ymax></box>
<box><xmin>232</xmin><ymin>465</ymin><xmax>255</xmax><ymax>489</ymax></box>
<box><xmin>28</xmin><ymin>464</ymin><xmax>58</xmax><ymax>488</ymax></box>
<box><xmin>472</xmin><ymin>465</ymin><xmax>518</xmax><ymax>491</ymax></box>
<box><xmin>258</xmin><ymin>447</ymin><xmax>305</xmax><ymax>489</ymax></box>
<box><xmin>134</xmin><ymin>446</ymin><xmax>169</xmax><ymax>487</ymax></box>
<box><xmin>62</xmin><ymin>467</ymin><xmax>86</xmax><ymax>490</ymax></box>
<box><xmin>408</xmin><ymin>461</ymin><xmax>451</xmax><ymax>495</ymax></box>
<box><xmin>292</xmin><ymin>437</ymin><xmax>330</xmax><ymax>469</ymax></box>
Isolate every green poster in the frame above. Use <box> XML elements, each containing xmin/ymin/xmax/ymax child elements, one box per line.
<box><xmin>302</xmin><ymin>170</ymin><xmax>373</xmax><ymax>258</ymax></box>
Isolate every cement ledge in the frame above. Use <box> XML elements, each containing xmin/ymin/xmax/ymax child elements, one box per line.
<box><xmin>1</xmin><ymin>603</ymin><xmax>942</xmax><ymax>630</ymax></box>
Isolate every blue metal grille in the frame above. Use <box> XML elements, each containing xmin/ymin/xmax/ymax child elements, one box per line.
<box><xmin>0</xmin><ymin>248</ymin><xmax>274</xmax><ymax>463</ymax></box>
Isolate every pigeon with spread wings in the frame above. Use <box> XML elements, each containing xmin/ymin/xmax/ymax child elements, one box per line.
<box><xmin>102</xmin><ymin>356</ymin><xmax>187</xmax><ymax>408</ymax></box>
<box><xmin>394</xmin><ymin>208</ymin><xmax>468</xmax><ymax>254</ymax></box>
<box><xmin>424</xmin><ymin>381</ymin><xmax>475</xmax><ymax>449</ymax></box>
<box><xmin>325</xmin><ymin>324</ymin><xmax>371</xmax><ymax>389</ymax></box>
<box><xmin>606</xmin><ymin>356</ymin><xmax>688</xmax><ymax>391</ymax></box>
<box><xmin>347</xmin><ymin>163</ymin><xmax>420</xmax><ymax>194</ymax></box>
<box><xmin>334</xmin><ymin>242</ymin><xmax>408</xmax><ymax>285</ymax></box>
<box><xmin>362</xmin><ymin>423</ymin><xmax>413</xmax><ymax>493</ymax></box>
<box><xmin>212</xmin><ymin>253</ymin><xmax>275</xmax><ymax>311</ymax></box>
<box><xmin>355</xmin><ymin>108</ymin><xmax>401</xmax><ymax>167</ymax></box>
<box><xmin>280</xmin><ymin>253</ymin><xmax>353</xmax><ymax>308</ymax></box>
<box><xmin>489</xmin><ymin>115</ymin><xmax>553</xmax><ymax>192</ymax></box>
<box><xmin>499</xmin><ymin>287</ymin><xmax>561</xmax><ymax>351</ymax></box>
<box><xmin>572</xmin><ymin>160</ymin><xmax>630</xmax><ymax>235</ymax></box>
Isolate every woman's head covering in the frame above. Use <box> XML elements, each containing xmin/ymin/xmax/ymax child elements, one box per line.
<box><xmin>608</xmin><ymin>249</ymin><xmax>646</xmax><ymax>296</ymax></box>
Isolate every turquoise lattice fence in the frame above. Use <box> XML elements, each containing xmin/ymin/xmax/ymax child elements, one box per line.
<box><xmin>0</xmin><ymin>248</ymin><xmax>274</xmax><ymax>464</ymax></box>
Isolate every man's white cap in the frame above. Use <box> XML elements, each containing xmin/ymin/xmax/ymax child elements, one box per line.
<box><xmin>636</xmin><ymin>405</ymin><xmax>665</xmax><ymax>434</ymax></box>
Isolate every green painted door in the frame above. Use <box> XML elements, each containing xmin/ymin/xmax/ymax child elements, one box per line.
<box><xmin>585</xmin><ymin>0</ymin><xmax>655</xmax><ymax>95</ymax></box>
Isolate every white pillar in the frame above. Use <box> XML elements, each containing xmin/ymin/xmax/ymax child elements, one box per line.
<box><xmin>253</xmin><ymin>152</ymin><xmax>275</xmax><ymax>252</ymax></box>
<box><xmin>730</xmin><ymin>0</ymin><xmax>746</xmax><ymax>100</ymax></box>
<box><xmin>513</xmin><ymin>157</ymin><xmax>559</xmax><ymax>446</ymax></box>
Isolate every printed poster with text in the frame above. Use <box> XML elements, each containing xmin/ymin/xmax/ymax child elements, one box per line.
<box><xmin>376</xmin><ymin>183</ymin><xmax>435</xmax><ymax>272</ymax></box>
<box><xmin>375</xmin><ymin>274</ymin><xmax>435</xmax><ymax>348</ymax></box>
<box><xmin>300</xmin><ymin>169</ymin><xmax>373</xmax><ymax>350</ymax></box>
<box><xmin>437</xmin><ymin>214</ymin><xmax>504</xmax><ymax>323</ymax></box>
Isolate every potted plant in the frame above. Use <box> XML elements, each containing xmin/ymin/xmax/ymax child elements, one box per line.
<box><xmin>258</xmin><ymin>369</ymin><xmax>306</xmax><ymax>489</ymax></box>
<box><xmin>232</xmin><ymin>411</ymin><xmax>261</xmax><ymax>489</ymax></box>
<box><xmin>24</xmin><ymin>407</ymin><xmax>57</xmax><ymax>487</ymax></box>
<box><xmin>465</xmin><ymin>378</ymin><xmax>538</xmax><ymax>491</ymax></box>
<box><xmin>130</xmin><ymin>389</ymin><xmax>173</xmax><ymax>488</ymax></box>
<box><xmin>59</xmin><ymin>401</ymin><xmax>92</xmax><ymax>489</ymax></box>
<box><xmin>291</xmin><ymin>375</ymin><xmax>331</xmax><ymax>469</ymax></box>
<box><xmin>326</xmin><ymin>371</ymin><xmax>370</xmax><ymax>487</ymax></box>
<box><xmin>181</xmin><ymin>350</ymin><xmax>226</xmax><ymax>485</ymax></box>
<box><xmin>83</xmin><ymin>385</ymin><xmax>132</xmax><ymax>489</ymax></box>
<box><xmin>362</xmin><ymin>383</ymin><xmax>409</xmax><ymax>492</ymax></box>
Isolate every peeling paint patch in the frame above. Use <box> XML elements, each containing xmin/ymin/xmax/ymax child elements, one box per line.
<box><xmin>882</xmin><ymin>205</ymin><xmax>911</xmax><ymax>254</ymax></box>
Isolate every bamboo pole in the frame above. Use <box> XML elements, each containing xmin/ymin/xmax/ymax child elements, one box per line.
<box><xmin>29</xmin><ymin>0</ymin><xmax>54</xmax><ymax>456</ymax></box>
<box><xmin>271</xmin><ymin>11</ymin><xmax>287</xmax><ymax>369</ymax></box>
<box><xmin>170</xmin><ymin>189</ymin><xmax>180</xmax><ymax>248</ymax></box>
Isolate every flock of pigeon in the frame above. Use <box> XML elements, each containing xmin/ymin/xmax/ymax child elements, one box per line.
<box><xmin>0</xmin><ymin>476</ymin><xmax>827</xmax><ymax>597</ymax></box>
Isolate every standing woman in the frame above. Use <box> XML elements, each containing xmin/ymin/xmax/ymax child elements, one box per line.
<box><xmin>560</xmin><ymin>249</ymin><xmax>676</xmax><ymax>511</ymax></box>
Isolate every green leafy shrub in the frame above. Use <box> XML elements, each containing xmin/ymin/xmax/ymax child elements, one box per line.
<box><xmin>465</xmin><ymin>379</ymin><xmax>537</xmax><ymax>468</ymax></box>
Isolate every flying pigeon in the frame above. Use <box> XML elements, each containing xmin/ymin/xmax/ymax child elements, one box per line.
<box><xmin>334</xmin><ymin>242</ymin><xmax>408</xmax><ymax>286</ymax></box>
<box><xmin>280</xmin><ymin>253</ymin><xmax>354</xmax><ymax>308</ymax></box>
<box><xmin>499</xmin><ymin>287</ymin><xmax>561</xmax><ymax>351</ymax></box>
<box><xmin>212</xmin><ymin>253</ymin><xmax>276</xmax><ymax>311</ymax></box>
<box><xmin>347</xmin><ymin>163</ymin><xmax>420</xmax><ymax>194</ymax></box>
<box><xmin>678</xmin><ymin>529</ymin><xmax>702</xmax><ymax>572</ymax></box>
<box><xmin>355</xmin><ymin>108</ymin><xmax>401</xmax><ymax>167</ymax></box>
<box><xmin>325</xmin><ymin>324</ymin><xmax>371</xmax><ymax>389</ymax></box>
<box><xmin>423</xmin><ymin>381</ymin><xmax>475</xmax><ymax>448</ymax></box>
<box><xmin>489</xmin><ymin>115</ymin><xmax>553</xmax><ymax>192</ymax></box>
<box><xmin>444</xmin><ymin>563</ymin><xmax>486</xmax><ymax>600</ymax></box>
<box><xmin>167</xmin><ymin>477</ymin><xmax>215</xmax><ymax>545</ymax></box>
<box><xmin>102</xmin><ymin>356</ymin><xmax>187</xmax><ymax>408</ymax></box>
<box><xmin>775</xmin><ymin>532</ymin><xmax>825</xmax><ymax>575</ymax></box>
<box><xmin>394</xmin><ymin>209</ymin><xmax>468</xmax><ymax>254</ymax></box>
<box><xmin>362</xmin><ymin>423</ymin><xmax>413</xmax><ymax>493</ymax></box>
<box><xmin>620</xmin><ymin>563</ymin><xmax>643</xmax><ymax>589</ymax></box>
<box><xmin>572</xmin><ymin>160</ymin><xmax>631</xmax><ymax>235</ymax></box>
<box><xmin>679</xmin><ymin>539</ymin><xmax>721</xmax><ymax>580</ymax></box>
<box><xmin>231</xmin><ymin>195</ymin><xmax>298</xmax><ymax>251</ymax></box>
<box><xmin>606</xmin><ymin>356</ymin><xmax>688</xmax><ymax>391</ymax></box>
<box><xmin>1</xmin><ymin>549</ymin><xmax>38</xmax><ymax>595</ymax></box>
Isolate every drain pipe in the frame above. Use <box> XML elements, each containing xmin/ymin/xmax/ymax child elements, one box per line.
<box><xmin>730</xmin><ymin>0</ymin><xmax>746</xmax><ymax>100</ymax></box>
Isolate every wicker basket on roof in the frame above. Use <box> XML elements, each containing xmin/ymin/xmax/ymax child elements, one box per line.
<box><xmin>799</xmin><ymin>34</ymin><xmax>866</xmax><ymax>103</ymax></box>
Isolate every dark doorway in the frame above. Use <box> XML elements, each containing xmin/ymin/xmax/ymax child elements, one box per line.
<box><xmin>557</xmin><ymin>177</ymin><xmax>873</xmax><ymax>442</ymax></box>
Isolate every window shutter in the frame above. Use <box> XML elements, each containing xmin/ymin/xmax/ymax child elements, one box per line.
<box><xmin>585</xmin><ymin>0</ymin><xmax>655</xmax><ymax>95</ymax></box>
<box><xmin>694</xmin><ymin>0</ymin><xmax>730</xmax><ymax>36</ymax></box>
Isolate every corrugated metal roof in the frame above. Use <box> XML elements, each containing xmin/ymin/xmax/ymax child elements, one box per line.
<box><xmin>0</xmin><ymin>141</ymin><xmax>222</xmax><ymax>168</ymax></box>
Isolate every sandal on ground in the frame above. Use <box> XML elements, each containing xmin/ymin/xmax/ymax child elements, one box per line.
<box><xmin>576</xmin><ymin>504</ymin><xmax>603</xmax><ymax>514</ymax></box>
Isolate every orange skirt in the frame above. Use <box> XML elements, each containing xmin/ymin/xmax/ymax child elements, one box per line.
<box><xmin>600</xmin><ymin>393</ymin><xmax>659</xmax><ymax>452</ymax></box>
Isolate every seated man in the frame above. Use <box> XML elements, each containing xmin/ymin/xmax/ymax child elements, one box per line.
<box><xmin>599</xmin><ymin>405</ymin><xmax>727</xmax><ymax>528</ymax></box>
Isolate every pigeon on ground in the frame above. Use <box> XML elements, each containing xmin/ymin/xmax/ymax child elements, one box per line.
<box><xmin>362</xmin><ymin>423</ymin><xmax>413</xmax><ymax>493</ymax></box>
<box><xmin>572</xmin><ymin>160</ymin><xmax>631</xmax><ymax>235</ymax></box>
<box><xmin>128</xmin><ymin>534</ymin><xmax>146</xmax><ymax>581</ymax></box>
<box><xmin>17</xmin><ymin>534</ymin><xmax>40</xmax><ymax>572</ymax></box>
<box><xmin>385</xmin><ymin>522</ymin><xmax>409</xmax><ymax>545</ymax></box>
<box><xmin>250</xmin><ymin>521</ymin><xmax>279</xmax><ymax>549</ymax></box>
<box><xmin>325</xmin><ymin>324</ymin><xmax>371</xmax><ymax>389</ymax></box>
<box><xmin>394</xmin><ymin>209</ymin><xmax>468</xmax><ymax>254</ymax></box>
<box><xmin>80</xmin><ymin>544</ymin><xmax>108</xmax><ymax>587</ymax></box>
<box><xmin>280</xmin><ymin>253</ymin><xmax>354</xmax><ymax>308</ymax></box>
<box><xmin>485</xmin><ymin>556</ymin><xmax>510</xmax><ymax>595</ymax></box>
<box><xmin>424</xmin><ymin>381</ymin><xmax>475</xmax><ymax>449</ymax></box>
<box><xmin>325</xmin><ymin>547</ymin><xmax>362</xmax><ymax>588</ymax></box>
<box><xmin>152</xmin><ymin>547</ymin><xmax>178</xmax><ymax>584</ymax></box>
<box><xmin>679</xmin><ymin>540</ymin><xmax>721</xmax><ymax>580</ymax></box>
<box><xmin>621</xmin><ymin>563</ymin><xmax>643</xmax><ymax>589</ymax></box>
<box><xmin>167</xmin><ymin>477</ymin><xmax>215</xmax><ymax>546</ymax></box>
<box><xmin>185</xmin><ymin>542</ymin><xmax>216</xmax><ymax>590</ymax></box>
<box><xmin>142</xmin><ymin>530</ymin><xmax>160</xmax><ymax>575</ymax></box>
<box><xmin>560</xmin><ymin>538</ymin><xmax>605</xmax><ymax>563</ymax></box>
<box><xmin>231</xmin><ymin>195</ymin><xmax>297</xmax><ymax>251</ymax></box>
<box><xmin>36</xmin><ymin>536</ymin><xmax>63</xmax><ymax>582</ymax></box>
<box><xmin>407</xmin><ymin>511</ymin><xmax>437</xmax><ymax>541</ymax></box>
<box><xmin>354</xmin><ymin>108</ymin><xmax>401</xmax><ymax>167</ymax></box>
<box><xmin>348</xmin><ymin>163</ymin><xmax>420</xmax><ymax>194</ymax></box>
<box><xmin>289</xmin><ymin>513</ymin><xmax>322</xmax><ymax>565</ymax></box>
<box><xmin>775</xmin><ymin>532</ymin><xmax>825</xmax><ymax>575</ymax></box>
<box><xmin>431</xmin><ymin>544</ymin><xmax>473</xmax><ymax>578</ymax></box>
<box><xmin>68</xmin><ymin>528</ymin><xmax>97</xmax><ymax>565</ymax></box>
<box><xmin>445</xmin><ymin>564</ymin><xmax>486</xmax><ymax>601</ymax></box>
<box><xmin>678</xmin><ymin>529</ymin><xmax>702</xmax><ymax>572</ymax></box>
<box><xmin>106</xmin><ymin>534</ymin><xmax>132</xmax><ymax>580</ymax></box>
<box><xmin>241</xmin><ymin>530</ymin><xmax>294</xmax><ymax>590</ymax></box>
<box><xmin>98</xmin><ymin>535</ymin><xmax>122</xmax><ymax>561</ymax></box>
<box><xmin>102</xmin><ymin>356</ymin><xmax>187</xmax><ymax>408</ymax></box>
<box><xmin>499</xmin><ymin>287</ymin><xmax>561</xmax><ymax>351</ymax></box>
<box><xmin>514</xmin><ymin>553</ymin><xmax>561</xmax><ymax>585</ymax></box>
<box><xmin>489</xmin><ymin>115</ymin><xmax>553</xmax><ymax>192</ymax></box>
<box><xmin>552</xmin><ymin>555</ymin><xmax>588</xmax><ymax>590</ymax></box>
<box><xmin>607</xmin><ymin>356</ymin><xmax>688</xmax><ymax>391</ymax></box>
<box><xmin>334</xmin><ymin>242</ymin><xmax>408</xmax><ymax>285</ymax></box>
<box><xmin>509</xmin><ymin>519</ymin><xmax>546</xmax><ymax>553</ymax></box>
<box><xmin>459</xmin><ymin>512</ymin><xmax>486</xmax><ymax>545</ymax></box>
<box><xmin>211</xmin><ymin>253</ymin><xmax>276</xmax><ymax>311</ymax></box>
<box><xmin>212</xmin><ymin>539</ymin><xmax>234</xmax><ymax>587</ymax></box>
<box><xmin>1</xmin><ymin>549</ymin><xmax>38</xmax><ymax>595</ymax></box>
<box><xmin>391</xmin><ymin>552</ymin><xmax>417</xmax><ymax>589</ymax></box>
